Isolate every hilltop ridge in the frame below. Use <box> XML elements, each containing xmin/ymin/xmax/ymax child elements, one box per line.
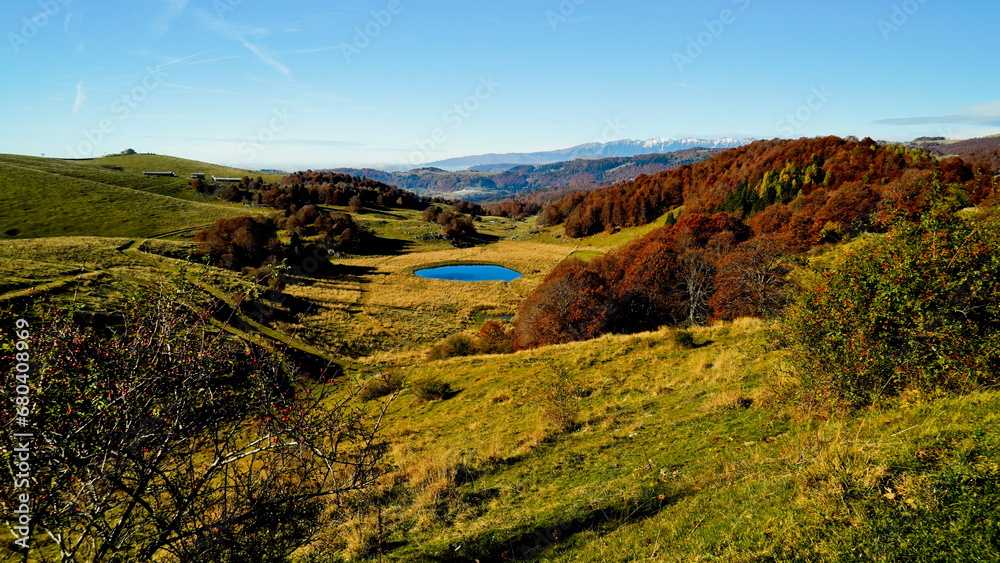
<box><xmin>0</xmin><ymin>153</ymin><xmax>276</xmax><ymax>239</ymax></box>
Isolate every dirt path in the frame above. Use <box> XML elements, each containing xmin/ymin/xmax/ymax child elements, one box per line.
<box><xmin>117</xmin><ymin>243</ymin><xmax>356</xmax><ymax>370</ymax></box>
<box><xmin>147</xmin><ymin>225</ymin><xmax>213</xmax><ymax>239</ymax></box>
<box><xmin>0</xmin><ymin>270</ymin><xmax>110</xmax><ymax>302</ymax></box>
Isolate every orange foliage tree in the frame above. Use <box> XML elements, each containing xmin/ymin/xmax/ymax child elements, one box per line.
<box><xmin>514</xmin><ymin>260</ymin><xmax>617</xmax><ymax>349</ymax></box>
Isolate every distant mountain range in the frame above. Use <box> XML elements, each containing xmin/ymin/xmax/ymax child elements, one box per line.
<box><xmin>331</xmin><ymin>148</ymin><xmax>726</xmax><ymax>202</ymax></box>
<box><xmin>423</xmin><ymin>137</ymin><xmax>756</xmax><ymax>171</ymax></box>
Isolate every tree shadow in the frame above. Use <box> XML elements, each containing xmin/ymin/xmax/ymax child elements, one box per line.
<box><xmin>329</xmin><ymin>263</ymin><xmax>379</xmax><ymax>280</ymax></box>
<box><xmin>357</xmin><ymin>207</ymin><xmax>411</xmax><ymax>220</ymax></box>
<box><xmin>421</xmin><ymin>483</ymin><xmax>698</xmax><ymax>562</ymax></box>
<box><xmin>448</xmin><ymin>232</ymin><xmax>501</xmax><ymax>248</ymax></box>
<box><xmin>352</xmin><ymin>235</ymin><xmax>412</xmax><ymax>256</ymax></box>
<box><xmin>281</xmin><ymin>348</ymin><xmax>344</xmax><ymax>381</ymax></box>
<box><xmin>283</xmin><ymin>262</ymin><xmax>379</xmax><ymax>287</ymax></box>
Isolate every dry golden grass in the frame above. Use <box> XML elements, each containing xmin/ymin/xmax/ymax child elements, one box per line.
<box><xmin>0</xmin><ymin>236</ymin><xmax>138</xmax><ymax>268</ymax></box>
<box><xmin>269</xmin><ymin>273</ymin><xmax>397</xmax><ymax>357</ymax></box>
<box><xmin>291</xmin><ymin>240</ymin><xmax>590</xmax><ymax>358</ymax></box>
<box><xmin>0</xmin><ymin>237</ymin><xmax>149</xmax><ymax>294</ymax></box>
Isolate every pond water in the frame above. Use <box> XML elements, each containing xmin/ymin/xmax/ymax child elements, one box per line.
<box><xmin>415</xmin><ymin>265</ymin><xmax>522</xmax><ymax>282</ymax></box>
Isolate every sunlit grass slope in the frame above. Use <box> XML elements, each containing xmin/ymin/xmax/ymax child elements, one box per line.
<box><xmin>0</xmin><ymin>154</ymin><xmax>273</xmax><ymax>239</ymax></box>
<box><xmin>318</xmin><ymin>318</ymin><xmax>1000</xmax><ymax>562</ymax></box>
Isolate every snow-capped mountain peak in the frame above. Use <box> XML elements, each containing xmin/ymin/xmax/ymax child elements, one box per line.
<box><xmin>423</xmin><ymin>137</ymin><xmax>755</xmax><ymax>171</ymax></box>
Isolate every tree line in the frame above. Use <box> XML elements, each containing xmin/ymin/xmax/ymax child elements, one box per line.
<box><xmin>514</xmin><ymin>136</ymin><xmax>996</xmax><ymax>349</ymax></box>
<box><xmin>192</xmin><ymin>171</ymin><xmax>494</xmax><ymax>272</ymax></box>
<box><xmin>535</xmin><ymin>137</ymin><xmax>994</xmax><ymax>242</ymax></box>
<box><xmin>514</xmin><ymin>212</ymin><xmax>791</xmax><ymax>348</ymax></box>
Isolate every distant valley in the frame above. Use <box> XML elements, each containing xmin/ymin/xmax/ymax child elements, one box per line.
<box><xmin>332</xmin><ymin>147</ymin><xmax>727</xmax><ymax>202</ymax></box>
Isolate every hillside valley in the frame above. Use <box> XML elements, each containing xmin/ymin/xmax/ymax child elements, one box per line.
<box><xmin>2</xmin><ymin>137</ymin><xmax>1000</xmax><ymax>562</ymax></box>
<box><xmin>331</xmin><ymin>149</ymin><xmax>725</xmax><ymax>202</ymax></box>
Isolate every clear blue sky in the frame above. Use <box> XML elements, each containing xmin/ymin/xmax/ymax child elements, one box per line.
<box><xmin>3</xmin><ymin>0</ymin><xmax>999</xmax><ymax>170</ymax></box>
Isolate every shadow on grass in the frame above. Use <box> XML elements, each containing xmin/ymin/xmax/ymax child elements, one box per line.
<box><xmin>358</xmin><ymin>207</ymin><xmax>411</xmax><ymax>220</ymax></box>
<box><xmin>205</xmin><ymin>295</ymin><xmax>344</xmax><ymax>380</ymax></box>
<box><xmin>352</xmin><ymin>235</ymin><xmax>413</xmax><ymax>256</ymax></box>
<box><xmin>419</xmin><ymin>485</ymin><xmax>696</xmax><ymax>562</ymax></box>
<box><xmin>331</xmin><ymin>263</ymin><xmax>379</xmax><ymax>280</ymax></box>
<box><xmin>374</xmin><ymin>431</ymin><xmax>692</xmax><ymax>562</ymax></box>
<box><xmin>448</xmin><ymin>232</ymin><xmax>501</xmax><ymax>248</ymax></box>
<box><xmin>285</xmin><ymin>263</ymin><xmax>379</xmax><ymax>288</ymax></box>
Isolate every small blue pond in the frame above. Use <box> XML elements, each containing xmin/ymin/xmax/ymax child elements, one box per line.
<box><xmin>415</xmin><ymin>265</ymin><xmax>522</xmax><ymax>282</ymax></box>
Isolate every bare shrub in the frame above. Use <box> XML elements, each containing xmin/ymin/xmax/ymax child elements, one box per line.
<box><xmin>533</xmin><ymin>364</ymin><xmax>583</xmax><ymax>433</ymax></box>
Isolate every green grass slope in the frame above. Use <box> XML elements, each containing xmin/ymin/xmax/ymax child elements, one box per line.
<box><xmin>2</xmin><ymin>152</ymin><xmax>995</xmax><ymax>561</ymax></box>
<box><xmin>322</xmin><ymin>320</ymin><xmax>1000</xmax><ymax>562</ymax></box>
<box><xmin>0</xmin><ymin>154</ymin><xmax>274</xmax><ymax>239</ymax></box>
<box><xmin>2</xmin><ymin>153</ymin><xmax>282</xmax><ymax>193</ymax></box>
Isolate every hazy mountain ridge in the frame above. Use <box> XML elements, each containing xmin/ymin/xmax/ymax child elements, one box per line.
<box><xmin>423</xmin><ymin>136</ymin><xmax>755</xmax><ymax>171</ymax></box>
<box><xmin>331</xmin><ymin>148</ymin><xmax>725</xmax><ymax>202</ymax></box>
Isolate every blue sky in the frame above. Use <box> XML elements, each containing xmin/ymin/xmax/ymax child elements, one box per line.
<box><xmin>3</xmin><ymin>0</ymin><xmax>999</xmax><ymax>170</ymax></box>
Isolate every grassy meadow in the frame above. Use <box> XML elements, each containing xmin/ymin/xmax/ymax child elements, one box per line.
<box><xmin>2</xmin><ymin>155</ymin><xmax>999</xmax><ymax>561</ymax></box>
<box><xmin>310</xmin><ymin>318</ymin><xmax>1000</xmax><ymax>561</ymax></box>
<box><xmin>280</xmin><ymin>206</ymin><xmax>602</xmax><ymax>361</ymax></box>
<box><xmin>0</xmin><ymin>154</ymin><xmax>271</xmax><ymax>239</ymax></box>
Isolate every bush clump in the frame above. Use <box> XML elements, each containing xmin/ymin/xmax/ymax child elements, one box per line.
<box><xmin>359</xmin><ymin>372</ymin><xmax>405</xmax><ymax>402</ymax></box>
<box><xmin>475</xmin><ymin>320</ymin><xmax>515</xmax><ymax>354</ymax></box>
<box><xmin>534</xmin><ymin>365</ymin><xmax>583</xmax><ymax>433</ymax></box>
<box><xmin>781</xmin><ymin>210</ymin><xmax>1000</xmax><ymax>405</ymax></box>
<box><xmin>412</xmin><ymin>378</ymin><xmax>453</xmax><ymax>402</ymax></box>
<box><xmin>672</xmin><ymin>330</ymin><xmax>696</xmax><ymax>349</ymax></box>
<box><xmin>427</xmin><ymin>333</ymin><xmax>476</xmax><ymax>360</ymax></box>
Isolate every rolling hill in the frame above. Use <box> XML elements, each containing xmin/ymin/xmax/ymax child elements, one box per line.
<box><xmin>910</xmin><ymin>135</ymin><xmax>1000</xmax><ymax>173</ymax></box>
<box><xmin>0</xmin><ymin>154</ymin><xmax>275</xmax><ymax>239</ymax></box>
<box><xmin>2</xmin><ymin>139</ymin><xmax>1000</xmax><ymax>562</ymax></box>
